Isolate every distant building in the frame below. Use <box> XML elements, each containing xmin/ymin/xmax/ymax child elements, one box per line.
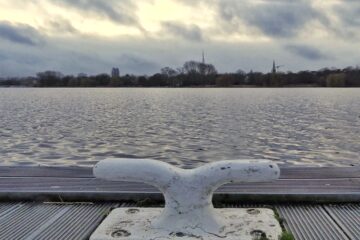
<box><xmin>112</xmin><ymin>68</ymin><xmax>120</xmax><ymax>78</ymax></box>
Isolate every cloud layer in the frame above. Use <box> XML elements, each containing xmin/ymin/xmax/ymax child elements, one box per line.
<box><xmin>285</xmin><ymin>44</ymin><xmax>329</xmax><ymax>61</ymax></box>
<box><xmin>0</xmin><ymin>21</ymin><xmax>44</xmax><ymax>46</ymax></box>
<box><xmin>50</xmin><ymin>0</ymin><xmax>139</xmax><ymax>26</ymax></box>
<box><xmin>218</xmin><ymin>0</ymin><xmax>320</xmax><ymax>37</ymax></box>
<box><xmin>0</xmin><ymin>0</ymin><xmax>359</xmax><ymax>77</ymax></box>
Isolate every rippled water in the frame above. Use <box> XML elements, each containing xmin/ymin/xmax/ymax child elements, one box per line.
<box><xmin>0</xmin><ymin>88</ymin><xmax>359</xmax><ymax>167</ymax></box>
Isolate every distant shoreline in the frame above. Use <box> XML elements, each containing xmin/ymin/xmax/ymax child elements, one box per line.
<box><xmin>2</xmin><ymin>63</ymin><xmax>360</xmax><ymax>88</ymax></box>
<box><xmin>1</xmin><ymin>85</ymin><xmax>359</xmax><ymax>88</ymax></box>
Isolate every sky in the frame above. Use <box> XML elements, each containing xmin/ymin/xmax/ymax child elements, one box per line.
<box><xmin>0</xmin><ymin>0</ymin><xmax>359</xmax><ymax>77</ymax></box>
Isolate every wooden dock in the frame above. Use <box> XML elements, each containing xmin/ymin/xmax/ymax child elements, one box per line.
<box><xmin>0</xmin><ymin>202</ymin><xmax>359</xmax><ymax>240</ymax></box>
<box><xmin>0</xmin><ymin>166</ymin><xmax>360</xmax><ymax>239</ymax></box>
<box><xmin>0</xmin><ymin>166</ymin><xmax>359</xmax><ymax>203</ymax></box>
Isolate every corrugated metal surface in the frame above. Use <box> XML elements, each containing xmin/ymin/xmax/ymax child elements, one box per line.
<box><xmin>325</xmin><ymin>204</ymin><xmax>360</xmax><ymax>240</ymax></box>
<box><xmin>0</xmin><ymin>202</ymin><xmax>117</xmax><ymax>240</ymax></box>
<box><xmin>277</xmin><ymin>205</ymin><xmax>349</xmax><ymax>240</ymax></box>
<box><xmin>0</xmin><ymin>202</ymin><xmax>359</xmax><ymax>240</ymax></box>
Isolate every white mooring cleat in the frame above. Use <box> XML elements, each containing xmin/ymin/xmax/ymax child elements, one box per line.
<box><xmin>90</xmin><ymin>159</ymin><xmax>282</xmax><ymax>240</ymax></box>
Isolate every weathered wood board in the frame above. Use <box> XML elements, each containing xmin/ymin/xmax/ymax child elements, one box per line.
<box><xmin>0</xmin><ymin>166</ymin><xmax>359</xmax><ymax>202</ymax></box>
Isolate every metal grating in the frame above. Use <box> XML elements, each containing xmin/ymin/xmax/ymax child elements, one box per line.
<box><xmin>277</xmin><ymin>205</ymin><xmax>349</xmax><ymax>240</ymax></box>
<box><xmin>0</xmin><ymin>202</ymin><xmax>117</xmax><ymax>240</ymax></box>
<box><xmin>325</xmin><ymin>204</ymin><xmax>360</xmax><ymax>240</ymax></box>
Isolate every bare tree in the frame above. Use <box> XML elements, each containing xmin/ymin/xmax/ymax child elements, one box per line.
<box><xmin>161</xmin><ymin>67</ymin><xmax>178</xmax><ymax>78</ymax></box>
<box><xmin>183</xmin><ymin>61</ymin><xmax>217</xmax><ymax>76</ymax></box>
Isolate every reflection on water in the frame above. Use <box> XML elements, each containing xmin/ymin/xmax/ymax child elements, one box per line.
<box><xmin>0</xmin><ymin>88</ymin><xmax>359</xmax><ymax>167</ymax></box>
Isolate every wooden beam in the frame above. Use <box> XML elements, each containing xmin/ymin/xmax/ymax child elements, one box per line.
<box><xmin>0</xmin><ymin>166</ymin><xmax>360</xmax><ymax>179</ymax></box>
<box><xmin>0</xmin><ymin>166</ymin><xmax>359</xmax><ymax>203</ymax></box>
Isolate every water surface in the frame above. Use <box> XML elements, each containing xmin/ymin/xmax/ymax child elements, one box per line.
<box><xmin>0</xmin><ymin>88</ymin><xmax>359</xmax><ymax>167</ymax></box>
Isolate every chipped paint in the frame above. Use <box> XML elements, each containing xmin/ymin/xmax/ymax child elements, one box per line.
<box><xmin>91</xmin><ymin>159</ymin><xmax>281</xmax><ymax>239</ymax></box>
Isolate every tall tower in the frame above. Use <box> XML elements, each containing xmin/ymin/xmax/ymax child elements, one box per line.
<box><xmin>272</xmin><ymin>60</ymin><xmax>276</xmax><ymax>74</ymax></box>
<box><xmin>202</xmin><ymin>50</ymin><xmax>205</xmax><ymax>64</ymax></box>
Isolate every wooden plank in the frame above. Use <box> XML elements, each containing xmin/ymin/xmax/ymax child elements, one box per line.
<box><xmin>324</xmin><ymin>204</ymin><xmax>360</xmax><ymax>240</ymax></box>
<box><xmin>276</xmin><ymin>205</ymin><xmax>349</xmax><ymax>240</ymax></box>
<box><xmin>0</xmin><ymin>166</ymin><xmax>359</xmax><ymax>203</ymax></box>
<box><xmin>0</xmin><ymin>202</ymin><xmax>356</xmax><ymax>239</ymax></box>
<box><xmin>0</xmin><ymin>177</ymin><xmax>359</xmax><ymax>194</ymax></box>
<box><xmin>280</xmin><ymin>166</ymin><xmax>360</xmax><ymax>179</ymax></box>
<box><xmin>0</xmin><ymin>166</ymin><xmax>92</xmax><ymax>178</ymax></box>
<box><xmin>0</xmin><ymin>203</ymin><xmax>115</xmax><ymax>240</ymax></box>
<box><xmin>0</xmin><ymin>166</ymin><xmax>360</xmax><ymax>179</ymax></box>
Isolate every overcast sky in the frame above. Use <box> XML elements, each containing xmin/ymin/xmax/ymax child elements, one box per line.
<box><xmin>0</xmin><ymin>0</ymin><xmax>359</xmax><ymax>77</ymax></box>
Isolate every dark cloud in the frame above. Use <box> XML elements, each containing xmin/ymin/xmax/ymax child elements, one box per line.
<box><xmin>0</xmin><ymin>21</ymin><xmax>44</xmax><ymax>46</ymax></box>
<box><xmin>50</xmin><ymin>0</ymin><xmax>139</xmax><ymax>26</ymax></box>
<box><xmin>162</xmin><ymin>22</ymin><xmax>203</xmax><ymax>41</ymax></box>
<box><xmin>218</xmin><ymin>0</ymin><xmax>323</xmax><ymax>38</ymax></box>
<box><xmin>118</xmin><ymin>54</ymin><xmax>160</xmax><ymax>75</ymax></box>
<box><xmin>285</xmin><ymin>44</ymin><xmax>328</xmax><ymax>60</ymax></box>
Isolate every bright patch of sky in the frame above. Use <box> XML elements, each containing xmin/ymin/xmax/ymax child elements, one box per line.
<box><xmin>0</xmin><ymin>0</ymin><xmax>359</xmax><ymax>77</ymax></box>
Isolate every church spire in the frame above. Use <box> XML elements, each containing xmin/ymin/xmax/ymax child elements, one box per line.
<box><xmin>272</xmin><ymin>60</ymin><xmax>276</xmax><ymax>74</ymax></box>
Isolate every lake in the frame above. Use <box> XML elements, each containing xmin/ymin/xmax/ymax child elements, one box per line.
<box><xmin>0</xmin><ymin>88</ymin><xmax>359</xmax><ymax>167</ymax></box>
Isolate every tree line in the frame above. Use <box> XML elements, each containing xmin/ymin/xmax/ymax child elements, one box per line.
<box><xmin>1</xmin><ymin>60</ymin><xmax>360</xmax><ymax>87</ymax></box>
